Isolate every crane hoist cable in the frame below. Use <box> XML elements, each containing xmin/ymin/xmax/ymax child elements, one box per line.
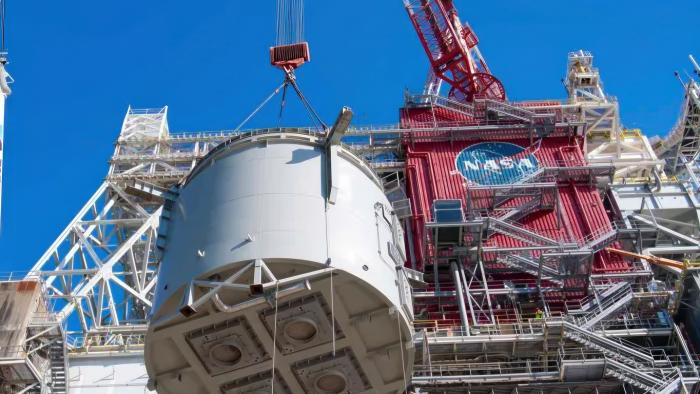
<box><xmin>275</xmin><ymin>0</ymin><xmax>304</xmax><ymax>46</ymax></box>
<box><xmin>235</xmin><ymin>0</ymin><xmax>326</xmax><ymax>132</ymax></box>
<box><xmin>0</xmin><ymin>0</ymin><xmax>5</xmax><ymax>56</ymax></box>
<box><xmin>271</xmin><ymin>0</ymin><xmax>325</xmax><ymax>129</ymax></box>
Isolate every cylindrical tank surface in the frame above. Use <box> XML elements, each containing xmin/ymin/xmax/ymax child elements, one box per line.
<box><xmin>146</xmin><ymin>131</ymin><xmax>414</xmax><ymax>394</ymax></box>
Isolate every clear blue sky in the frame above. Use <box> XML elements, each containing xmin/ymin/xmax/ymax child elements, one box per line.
<box><xmin>0</xmin><ymin>0</ymin><xmax>698</xmax><ymax>270</ymax></box>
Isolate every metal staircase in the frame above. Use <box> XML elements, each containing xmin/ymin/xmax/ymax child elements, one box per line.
<box><xmin>489</xmin><ymin>217</ymin><xmax>563</xmax><ymax>247</ymax></box>
<box><xmin>49</xmin><ymin>337</ymin><xmax>67</xmax><ymax>394</ymax></box>
<box><xmin>653</xmin><ymin>371</ymin><xmax>683</xmax><ymax>394</ymax></box>
<box><xmin>499</xmin><ymin>254</ymin><xmax>563</xmax><ymax>285</ymax></box>
<box><xmin>567</xmin><ymin>282</ymin><xmax>628</xmax><ymax>313</ymax></box>
<box><xmin>408</xmin><ymin>94</ymin><xmax>476</xmax><ymax>118</ymax></box>
<box><xmin>495</xmin><ymin>197</ymin><xmax>543</xmax><ymax>223</ymax></box>
<box><xmin>513</xmin><ymin>168</ymin><xmax>546</xmax><ymax>185</ymax></box>
<box><xmin>579</xmin><ymin>226</ymin><xmax>618</xmax><ymax>252</ymax></box>
<box><xmin>605</xmin><ymin>360</ymin><xmax>680</xmax><ymax>393</ymax></box>
<box><xmin>570</xmin><ymin>282</ymin><xmax>634</xmax><ymax>329</ymax></box>
<box><xmin>479</xmin><ymin>99</ymin><xmax>536</xmax><ymax>123</ymax></box>
<box><xmin>559</xmin><ymin>322</ymin><xmax>654</xmax><ymax>367</ymax></box>
<box><xmin>550</xmin><ymin>319</ymin><xmax>682</xmax><ymax>393</ymax></box>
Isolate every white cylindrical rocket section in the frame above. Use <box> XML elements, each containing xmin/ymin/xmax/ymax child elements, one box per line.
<box><xmin>147</xmin><ymin>132</ymin><xmax>413</xmax><ymax>394</ymax></box>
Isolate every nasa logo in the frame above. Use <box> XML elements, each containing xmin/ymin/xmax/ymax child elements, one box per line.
<box><xmin>455</xmin><ymin>142</ymin><xmax>539</xmax><ymax>186</ymax></box>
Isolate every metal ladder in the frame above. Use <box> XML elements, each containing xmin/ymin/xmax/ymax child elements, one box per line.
<box><xmin>49</xmin><ymin>337</ymin><xmax>68</xmax><ymax>394</ymax></box>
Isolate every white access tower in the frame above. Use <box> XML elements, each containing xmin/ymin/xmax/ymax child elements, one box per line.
<box><xmin>12</xmin><ymin>108</ymin><xmax>240</xmax><ymax>393</ymax></box>
<box><xmin>565</xmin><ymin>50</ymin><xmax>663</xmax><ymax>179</ymax></box>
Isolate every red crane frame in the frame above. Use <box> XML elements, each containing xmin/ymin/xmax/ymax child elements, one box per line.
<box><xmin>404</xmin><ymin>0</ymin><xmax>506</xmax><ymax>102</ymax></box>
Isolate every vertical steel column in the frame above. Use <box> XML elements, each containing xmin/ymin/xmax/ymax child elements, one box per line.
<box><xmin>451</xmin><ymin>260</ymin><xmax>470</xmax><ymax>335</ymax></box>
<box><xmin>477</xmin><ymin>259</ymin><xmax>495</xmax><ymax>324</ymax></box>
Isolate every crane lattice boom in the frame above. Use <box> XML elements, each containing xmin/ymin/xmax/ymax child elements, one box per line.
<box><xmin>404</xmin><ymin>0</ymin><xmax>505</xmax><ymax>102</ymax></box>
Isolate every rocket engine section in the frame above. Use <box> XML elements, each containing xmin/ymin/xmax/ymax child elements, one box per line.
<box><xmin>145</xmin><ymin>131</ymin><xmax>414</xmax><ymax>393</ymax></box>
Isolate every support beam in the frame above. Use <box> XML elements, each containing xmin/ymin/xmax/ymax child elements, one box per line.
<box><xmin>451</xmin><ymin>260</ymin><xmax>470</xmax><ymax>335</ymax></box>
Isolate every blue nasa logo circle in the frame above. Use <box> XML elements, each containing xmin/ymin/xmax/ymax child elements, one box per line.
<box><xmin>455</xmin><ymin>142</ymin><xmax>539</xmax><ymax>185</ymax></box>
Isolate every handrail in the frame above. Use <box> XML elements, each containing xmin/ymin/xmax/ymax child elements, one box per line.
<box><xmin>66</xmin><ymin>332</ymin><xmax>147</xmax><ymax>352</ymax></box>
<box><xmin>551</xmin><ymin>319</ymin><xmax>657</xmax><ymax>363</ymax></box>
<box><xmin>569</xmin><ymin>282</ymin><xmax>632</xmax><ymax>325</ymax></box>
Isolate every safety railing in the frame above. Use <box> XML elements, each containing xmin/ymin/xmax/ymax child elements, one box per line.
<box><xmin>127</xmin><ymin>107</ymin><xmax>167</xmax><ymax>115</ymax></box>
<box><xmin>666</xmin><ymin>354</ymin><xmax>700</xmax><ymax>377</ymax></box>
<box><xmin>406</xmin><ymin>94</ymin><xmax>476</xmax><ymax>116</ymax></box>
<box><xmin>414</xmin><ymin>276</ymin><xmax>551</xmax><ymax>295</ymax></box>
<box><xmin>164</xmin><ymin>130</ymin><xmax>241</xmax><ymax>142</ymax></box>
<box><xmin>555</xmin><ymin>317</ymin><xmax>672</xmax><ymax>367</ymax></box>
<box><xmin>498</xmin><ymin>254</ymin><xmax>562</xmax><ymax>281</ymax></box>
<box><xmin>647</xmin><ymin>368</ymin><xmax>682</xmax><ymax>394</ymax></box>
<box><xmin>558</xmin><ymin>343</ymin><xmax>681</xmax><ymax>393</ymax></box>
<box><xmin>413</xmin><ymin>358</ymin><xmax>560</xmax><ymax>378</ymax></box>
<box><xmin>0</xmin><ymin>345</ymin><xmax>27</xmax><ymax>360</ymax></box>
<box><xmin>111</xmin><ymin>151</ymin><xmax>206</xmax><ymax>161</ymax></box>
<box><xmin>589</xmin><ymin>315</ymin><xmax>672</xmax><ymax>333</ymax></box>
<box><xmin>164</xmin><ymin>126</ymin><xmax>319</xmax><ymax>145</ymax></box>
<box><xmin>0</xmin><ymin>270</ymin><xmax>41</xmax><ymax>281</ymax></box>
<box><xmin>572</xmin><ymin>283</ymin><xmax>634</xmax><ymax>328</ymax></box>
<box><xmin>29</xmin><ymin>312</ymin><xmax>60</xmax><ymax>325</ymax></box>
<box><xmin>66</xmin><ymin>332</ymin><xmax>147</xmax><ymax>353</ymax></box>
<box><xmin>557</xmin><ymin>347</ymin><xmax>606</xmax><ymax>363</ymax></box>
<box><xmin>478</xmin><ymin>99</ymin><xmax>538</xmax><ymax>123</ymax></box>
<box><xmin>577</xmin><ymin>224</ymin><xmax>618</xmax><ymax>251</ymax></box>
<box><xmin>417</xmin><ymin>319</ymin><xmax>549</xmax><ymax>339</ymax></box>
<box><xmin>488</xmin><ymin>216</ymin><xmax>565</xmax><ymax>247</ymax></box>
<box><xmin>565</xmin><ymin>281</ymin><xmax>629</xmax><ymax>314</ymax></box>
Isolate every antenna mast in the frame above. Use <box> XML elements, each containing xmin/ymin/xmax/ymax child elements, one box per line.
<box><xmin>0</xmin><ymin>0</ymin><xmax>11</xmax><ymax>227</ymax></box>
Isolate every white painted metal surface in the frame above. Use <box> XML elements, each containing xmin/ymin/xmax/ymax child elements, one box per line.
<box><xmin>565</xmin><ymin>50</ymin><xmax>662</xmax><ymax>178</ymax></box>
<box><xmin>146</xmin><ymin>132</ymin><xmax>413</xmax><ymax>394</ymax></box>
<box><xmin>68</xmin><ymin>353</ymin><xmax>154</xmax><ymax>394</ymax></box>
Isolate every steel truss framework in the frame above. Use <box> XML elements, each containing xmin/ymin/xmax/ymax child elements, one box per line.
<box><xmin>0</xmin><ymin>279</ymin><xmax>67</xmax><ymax>394</ymax></box>
<box><xmin>409</xmin><ymin>154</ymin><xmax>700</xmax><ymax>393</ymax></box>
<box><xmin>24</xmin><ymin>107</ymin><xmax>405</xmax><ymax>348</ymax></box>
<box><xmin>16</xmin><ymin>53</ymin><xmax>700</xmax><ymax>394</ymax></box>
<box><xmin>27</xmin><ymin>108</ymin><xmax>240</xmax><ymax>345</ymax></box>
<box><xmin>565</xmin><ymin>50</ymin><xmax>662</xmax><ymax>178</ymax></box>
<box><xmin>656</xmin><ymin>56</ymin><xmax>700</xmax><ymax>176</ymax></box>
<box><xmin>403</xmin><ymin>50</ymin><xmax>663</xmax><ymax>179</ymax></box>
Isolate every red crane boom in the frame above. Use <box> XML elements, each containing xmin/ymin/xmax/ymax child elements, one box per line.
<box><xmin>404</xmin><ymin>0</ymin><xmax>506</xmax><ymax>102</ymax></box>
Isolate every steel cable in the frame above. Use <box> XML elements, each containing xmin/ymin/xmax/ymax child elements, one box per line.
<box><xmin>275</xmin><ymin>0</ymin><xmax>304</xmax><ymax>45</ymax></box>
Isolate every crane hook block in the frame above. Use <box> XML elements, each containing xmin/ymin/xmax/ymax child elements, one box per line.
<box><xmin>270</xmin><ymin>42</ymin><xmax>311</xmax><ymax>70</ymax></box>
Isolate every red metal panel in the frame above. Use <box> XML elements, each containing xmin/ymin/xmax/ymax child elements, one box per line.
<box><xmin>404</xmin><ymin>136</ymin><xmax>629</xmax><ymax>273</ymax></box>
<box><xmin>400</xmin><ymin>107</ymin><xmax>476</xmax><ymax>128</ymax></box>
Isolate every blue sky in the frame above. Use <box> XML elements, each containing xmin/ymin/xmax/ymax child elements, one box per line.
<box><xmin>0</xmin><ymin>0</ymin><xmax>698</xmax><ymax>270</ymax></box>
